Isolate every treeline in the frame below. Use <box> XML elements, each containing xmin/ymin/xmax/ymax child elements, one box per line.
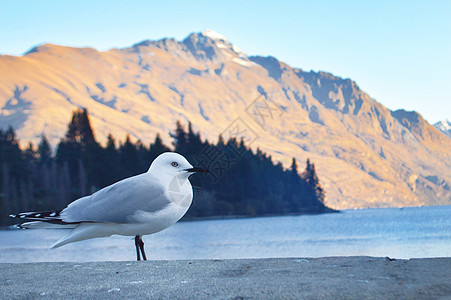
<box><xmin>0</xmin><ymin>108</ymin><xmax>329</xmax><ymax>225</ymax></box>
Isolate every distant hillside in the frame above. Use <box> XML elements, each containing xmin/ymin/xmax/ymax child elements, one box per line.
<box><xmin>0</xmin><ymin>30</ymin><xmax>450</xmax><ymax>209</ymax></box>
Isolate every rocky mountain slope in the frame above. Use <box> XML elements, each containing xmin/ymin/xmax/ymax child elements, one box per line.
<box><xmin>0</xmin><ymin>30</ymin><xmax>450</xmax><ymax>209</ymax></box>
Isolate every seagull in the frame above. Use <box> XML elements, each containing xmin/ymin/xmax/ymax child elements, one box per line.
<box><xmin>10</xmin><ymin>152</ymin><xmax>208</xmax><ymax>261</ymax></box>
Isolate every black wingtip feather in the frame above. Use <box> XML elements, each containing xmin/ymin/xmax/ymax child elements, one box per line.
<box><xmin>9</xmin><ymin>210</ymin><xmax>63</xmax><ymax>221</ymax></box>
<box><xmin>9</xmin><ymin>210</ymin><xmax>83</xmax><ymax>226</ymax></box>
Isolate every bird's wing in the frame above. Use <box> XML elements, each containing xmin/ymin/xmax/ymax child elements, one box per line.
<box><xmin>61</xmin><ymin>173</ymin><xmax>170</xmax><ymax>223</ymax></box>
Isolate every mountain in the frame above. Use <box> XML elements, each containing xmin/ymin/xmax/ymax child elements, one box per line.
<box><xmin>0</xmin><ymin>30</ymin><xmax>450</xmax><ymax>209</ymax></box>
<box><xmin>434</xmin><ymin>119</ymin><xmax>451</xmax><ymax>138</ymax></box>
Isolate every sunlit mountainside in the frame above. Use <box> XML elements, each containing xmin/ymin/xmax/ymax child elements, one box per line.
<box><xmin>0</xmin><ymin>30</ymin><xmax>450</xmax><ymax>209</ymax></box>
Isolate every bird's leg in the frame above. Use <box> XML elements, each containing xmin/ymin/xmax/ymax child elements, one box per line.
<box><xmin>135</xmin><ymin>235</ymin><xmax>141</xmax><ymax>261</ymax></box>
<box><xmin>138</xmin><ymin>236</ymin><xmax>147</xmax><ymax>261</ymax></box>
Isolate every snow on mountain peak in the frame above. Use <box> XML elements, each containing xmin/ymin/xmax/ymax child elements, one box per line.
<box><xmin>435</xmin><ymin>119</ymin><xmax>450</xmax><ymax>129</ymax></box>
<box><xmin>196</xmin><ymin>30</ymin><xmax>246</xmax><ymax>59</ymax></box>
<box><xmin>201</xmin><ymin>29</ymin><xmax>228</xmax><ymax>41</ymax></box>
<box><xmin>434</xmin><ymin>119</ymin><xmax>451</xmax><ymax>138</ymax></box>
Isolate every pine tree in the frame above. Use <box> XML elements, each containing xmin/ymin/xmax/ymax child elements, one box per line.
<box><xmin>65</xmin><ymin>108</ymin><xmax>96</xmax><ymax>146</ymax></box>
<box><xmin>149</xmin><ymin>133</ymin><xmax>170</xmax><ymax>163</ymax></box>
<box><xmin>290</xmin><ymin>158</ymin><xmax>299</xmax><ymax>176</ymax></box>
<box><xmin>172</xmin><ymin>121</ymin><xmax>187</xmax><ymax>154</ymax></box>
<box><xmin>57</xmin><ymin>115</ymin><xmax>82</xmax><ymax>174</ymax></box>
<box><xmin>106</xmin><ymin>134</ymin><xmax>116</xmax><ymax>150</ymax></box>
<box><xmin>0</xmin><ymin>127</ymin><xmax>24</xmax><ymax>178</ymax></box>
<box><xmin>135</xmin><ymin>140</ymin><xmax>152</xmax><ymax>171</ymax></box>
<box><xmin>217</xmin><ymin>134</ymin><xmax>225</xmax><ymax>148</ymax></box>
<box><xmin>37</xmin><ymin>135</ymin><xmax>52</xmax><ymax>166</ymax></box>
<box><xmin>100</xmin><ymin>134</ymin><xmax>120</xmax><ymax>187</ymax></box>
<box><xmin>302</xmin><ymin>159</ymin><xmax>326</xmax><ymax>208</ymax></box>
<box><xmin>119</xmin><ymin>135</ymin><xmax>143</xmax><ymax>178</ymax></box>
<box><xmin>0</xmin><ymin>127</ymin><xmax>27</xmax><ymax>217</ymax></box>
<box><xmin>283</xmin><ymin>157</ymin><xmax>301</xmax><ymax>212</ymax></box>
<box><xmin>57</xmin><ymin>108</ymin><xmax>103</xmax><ymax>198</ymax></box>
<box><xmin>186</xmin><ymin>122</ymin><xmax>203</xmax><ymax>155</ymax></box>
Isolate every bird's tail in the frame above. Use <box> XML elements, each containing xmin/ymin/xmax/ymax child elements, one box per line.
<box><xmin>10</xmin><ymin>210</ymin><xmax>80</xmax><ymax>228</ymax></box>
<box><xmin>11</xmin><ymin>211</ymin><xmax>114</xmax><ymax>249</ymax></box>
<box><xmin>10</xmin><ymin>210</ymin><xmax>63</xmax><ymax>223</ymax></box>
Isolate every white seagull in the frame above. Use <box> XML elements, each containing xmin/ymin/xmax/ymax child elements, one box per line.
<box><xmin>10</xmin><ymin>152</ymin><xmax>208</xmax><ymax>261</ymax></box>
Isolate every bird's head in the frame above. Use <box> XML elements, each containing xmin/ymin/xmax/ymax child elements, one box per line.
<box><xmin>148</xmin><ymin>152</ymin><xmax>209</xmax><ymax>179</ymax></box>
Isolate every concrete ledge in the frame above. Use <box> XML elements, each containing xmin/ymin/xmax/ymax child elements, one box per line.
<box><xmin>1</xmin><ymin>257</ymin><xmax>450</xmax><ymax>299</ymax></box>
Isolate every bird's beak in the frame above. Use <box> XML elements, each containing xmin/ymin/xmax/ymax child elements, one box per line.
<box><xmin>185</xmin><ymin>167</ymin><xmax>209</xmax><ymax>173</ymax></box>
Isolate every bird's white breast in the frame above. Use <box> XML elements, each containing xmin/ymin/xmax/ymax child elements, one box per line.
<box><xmin>121</xmin><ymin>177</ymin><xmax>193</xmax><ymax>236</ymax></box>
<box><xmin>124</xmin><ymin>201</ymin><xmax>192</xmax><ymax>236</ymax></box>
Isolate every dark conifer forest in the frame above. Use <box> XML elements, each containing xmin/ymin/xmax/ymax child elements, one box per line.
<box><xmin>0</xmin><ymin>108</ymin><xmax>330</xmax><ymax>225</ymax></box>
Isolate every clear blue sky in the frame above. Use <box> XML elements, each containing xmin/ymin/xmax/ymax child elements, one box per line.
<box><xmin>1</xmin><ymin>0</ymin><xmax>450</xmax><ymax>124</ymax></box>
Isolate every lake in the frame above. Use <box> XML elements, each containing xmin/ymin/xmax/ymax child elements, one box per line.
<box><xmin>1</xmin><ymin>205</ymin><xmax>450</xmax><ymax>263</ymax></box>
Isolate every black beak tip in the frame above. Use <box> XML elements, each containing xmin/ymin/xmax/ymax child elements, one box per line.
<box><xmin>186</xmin><ymin>167</ymin><xmax>209</xmax><ymax>173</ymax></box>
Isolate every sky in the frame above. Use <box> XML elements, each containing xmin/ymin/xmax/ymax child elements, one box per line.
<box><xmin>1</xmin><ymin>0</ymin><xmax>450</xmax><ymax>124</ymax></box>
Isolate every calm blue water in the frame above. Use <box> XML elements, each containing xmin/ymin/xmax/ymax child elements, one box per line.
<box><xmin>0</xmin><ymin>206</ymin><xmax>450</xmax><ymax>263</ymax></box>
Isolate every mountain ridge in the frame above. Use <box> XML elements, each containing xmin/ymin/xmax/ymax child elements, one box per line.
<box><xmin>0</xmin><ymin>30</ymin><xmax>450</xmax><ymax>209</ymax></box>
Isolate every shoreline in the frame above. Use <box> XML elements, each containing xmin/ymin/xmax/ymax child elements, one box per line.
<box><xmin>181</xmin><ymin>206</ymin><xmax>339</xmax><ymax>222</ymax></box>
<box><xmin>1</xmin><ymin>257</ymin><xmax>450</xmax><ymax>299</ymax></box>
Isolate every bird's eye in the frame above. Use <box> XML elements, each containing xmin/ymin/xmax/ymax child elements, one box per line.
<box><xmin>171</xmin><ymin>162</ymin><xmax>178</xmax><ymax>167</ymax></box>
